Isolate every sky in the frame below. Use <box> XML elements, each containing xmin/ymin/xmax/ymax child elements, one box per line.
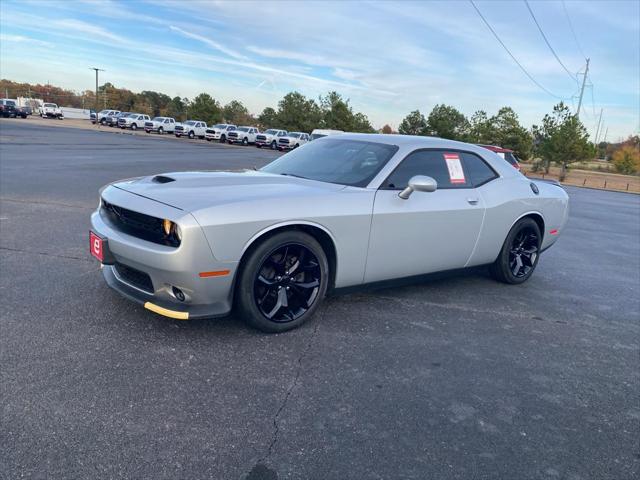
<box><xmin>0</xmin><ymin>0</ymin><xmax>638</xmax><ymax>141</ymax></box>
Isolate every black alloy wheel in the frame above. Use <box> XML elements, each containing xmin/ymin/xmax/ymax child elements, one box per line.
<box><xmin>490</xmin><ymin>217</ymin><xmax>541</xmax><ymax>284</ymax></box>
<box><xmin>237</xmin><ymin>231</ymin><xmax>328</xmax><ymax>332</ymax></box>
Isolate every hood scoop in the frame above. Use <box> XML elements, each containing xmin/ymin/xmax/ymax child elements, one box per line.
<box><xmin>152</xmin><ymin>175</ymin><xmax>175</xmax><ymax>184</ymax></box>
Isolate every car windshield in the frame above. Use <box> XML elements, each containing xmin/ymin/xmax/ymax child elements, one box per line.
<box><xmin>44</xmin><ymin>103</ymin><xmax>56</xmax><ymax>108</ymax></box>
<box><xmin>213</xmin><ymin>124</ymin><xmax>227</xmax><ymax>129</ymax></box>
<box><xmin>184</xmin><ymin>121</ymin><xmax>197</xmax><ymax>126</ymax></box>
<box><xmin>152</xmin><ymin>117</ymin><xmax>163</xmax><ymax>121</ymax></box>
<box><xmin>264</xmin><ymin>129</ymin><xmax>279</xmax><ymax>135</ymax></box>
<box><xmin>237</xmin><ymin>127</ymin><xmax>250</xmax><ymax>132</ymax></box>
<box><xmin>261</xmin><ymin>138</ymin><xmax>398</xmax><ymax>187</ymax></box>
<box><xmin>288</xmin><ymin>133</ymin><xmax>301</xmax><ymax>138</ymax></box>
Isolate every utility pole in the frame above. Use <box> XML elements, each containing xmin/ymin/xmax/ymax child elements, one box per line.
<box><xmin>594</xmin><ymin>108</ymin><xmax>603</xmax><ymax>144</ymax></box>
<box><xmin>90</xmin><ymin>67</ymin><xmax>104</xmax><ymax>126</ymax></box>
<box><xmin>576</xmin><ymin>58</ymin><xmax>590</xmax><ymax>117</ymax></box>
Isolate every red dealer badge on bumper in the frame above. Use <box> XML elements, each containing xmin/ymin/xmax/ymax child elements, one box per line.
<box><xmin>90</xmin><ymin>231</ymin><xmax>104</xmax><ymax>262</ymax></box>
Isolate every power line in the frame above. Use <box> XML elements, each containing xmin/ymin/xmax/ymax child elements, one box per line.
<box><xmin>469</xmin><ymin>0</ymin><xmax>568</xmax><ymax>100</ymax></box>
<box><xmin>524</xmin><ymin>0</ymin><xmax>579</xmax><ymax>84</ymax></box>
<box><xmin>562</xmin><ymin>0</ymin><xmax>586</xmax><ymax>59</ymax></box>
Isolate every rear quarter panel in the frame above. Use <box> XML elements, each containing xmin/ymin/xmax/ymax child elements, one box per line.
<box><xmin>468</xmin><ymin>177</ymin><xmax>569</xmax><ymax>266</ymax></box>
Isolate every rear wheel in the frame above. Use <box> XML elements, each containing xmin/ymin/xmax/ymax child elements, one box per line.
<box><xmin>236</xmin><ymin>231</ymin><xmax>329</xmax><ymax>333</ymax></box>
<box><xmin>100</xmin><ymin>118</ymin><xmax>106</xmax><ymax>125</ymax></box>
<box><xmin>490</xmin><ymin>217</ymin><xmax>541</xmax><ymax>284</ymax></box>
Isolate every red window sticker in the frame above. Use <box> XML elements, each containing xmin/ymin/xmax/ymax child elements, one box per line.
<box><xmin>444</xmin><ymin>153</ymin><xmax>466</xmax><ymax>184</ymax></box>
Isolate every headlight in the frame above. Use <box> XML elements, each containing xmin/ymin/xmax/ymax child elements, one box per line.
<box><xmin>162</xmin><ymin>219</ymin><xmax>182</xmax><ymax>243</ymax></box>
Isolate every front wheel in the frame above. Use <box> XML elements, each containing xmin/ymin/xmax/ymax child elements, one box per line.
<box><xmin>188</xmin><ymin>131</ymin><xmax>195</xmax><ymax>139</ymax></box>
<box><xmin>270</xmin><ymin>140</ymin><xmax>277</xmax><ymax>150</ymax></box>
<box><xmin>236</xmin><ymin>231</ymin><xmax>329</xmax><ymax>333</ymax></box>
<box><xmin>242</xmin><ymin>137</ymin><xmax>249</xmax><ymax>146</ymax></box>
<box><xmin>219</xmin><ymin>135</ymin><xmax>226</xmax><ymax>143</ymax></box>
<box><xmin>158</xmin><ymin>127</ymin><xmax>164</xmax><ymax>134</ymax></box>
<box><xmin>131</xmin><ymin>123</ymin><xmax>137</xmax><ymax>131</ymax></box>
<box><xmin>490</xmin><ymin>217</ymin><xmax>541</xmax><ymax>284</ymax></box>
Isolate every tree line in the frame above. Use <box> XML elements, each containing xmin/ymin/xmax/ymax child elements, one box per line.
<box><xmin>0</xmin><ymin>79</ymin><xmax>374</xmax><ymax>133</ymax></box>
<box><xmin>2</xmin><ymin>78</ymin><xmax>635</xmax><ymax>176</ymax></box>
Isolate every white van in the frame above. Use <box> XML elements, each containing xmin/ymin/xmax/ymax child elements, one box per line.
<box><xmin>310</xmin><ymin>129</ymin><xmax>343</xmax><ymax>141</ymax></box>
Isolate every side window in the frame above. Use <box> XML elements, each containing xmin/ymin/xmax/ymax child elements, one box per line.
<box><xmin>462</xmin><ymin>152</ymin><xmax>498</xmax><ymax>187</ymax></box>
<box><xmin>383</xmin><ymin>150</ymin><xmax>470</xmax><ymax>190</ymax></box>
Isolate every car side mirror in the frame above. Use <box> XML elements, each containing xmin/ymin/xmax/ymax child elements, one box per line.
<box><xmin>398</xmin><ymin>175</ymin><xmax>437</xmax><ymax>199</ymax></box>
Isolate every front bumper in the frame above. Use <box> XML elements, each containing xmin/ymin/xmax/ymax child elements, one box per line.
<box><xmin>205</xmin><ymin>132</ymin><xmax>222</xmax><ymax>140</ymax></box>
<box><xmin>90</xmin><ymin>187</ymin><xmax>237</xmax><ymax>319</ymax></box>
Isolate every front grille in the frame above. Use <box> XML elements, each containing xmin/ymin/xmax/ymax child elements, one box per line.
<box><xmin>145</xmin><ymin>122</ymin><xmax>153</xmax><ymax>127</ymax></box>
<box><xmin>175</xmin><ymin>126</ymin><xmax>184</xmax><ymax>131</ymax></box>
<box><xmin>256</xmin><ymin>135</ymin><xmax>266</xmax><ymax>141</ymax></box>
<box><xmin>114</xmin><ymin>263</ymin><xmax>153</xmax><ymax>293</ymax></box>
<box><xmin>205</xmin><ymin>129</ymin><xmax>215</xmax><ymax>134</ymax></box>
<box><xmin>228</xmin><ymin>132</ymin><xmax>238</xmax><ymax>138</ymax></box>
<box><xmin>279</xmin><ymin>138</ymin><xmax>290</xmax><ymax>144</ymax></box>
<box><xmin>101</xmin><ymin>200</ymin><xmax>180</xmax><ymax>247</ymax></box>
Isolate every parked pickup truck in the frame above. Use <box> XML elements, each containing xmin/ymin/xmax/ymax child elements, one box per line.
<box><xmin>93</xmin><ymin>109</ymin><xmax>120</xmax><ymax>125</ymax></box>
<box><xmin>41</xmin><ymin>103</ymin><xmax>64</xmax><ymax>119</ymax></box>
<box><xmin>1</xmin><ymin>99</ymin><xmax>24</xmax><ymax>118</ymax></box>
<box><xmin>205</xmin><ymin>123</ymin><xmax>236</xmax><ymax>143</ymax></box>
<box><xmin>278</xmin><ymin>132</ymin><xmax>310</xmax><ymax>150</ymax></box>
<box><xmin>227</xmin><ymin>126</ymin><xmax>260</xmax><ymax>145</ymax></box>
<box><xmin>106</xmin><ymin>111</ymin><xmax>129</xmax><ymax>127</ymax></box>
<box><xmin>175</xmin><ymin>120</ymin><xmax>207</xmax><ymax>139</ymax></box>
<box><xmin>145</xmin><ymin>117</ymin><xmax>176</xmax><ymax>134</ymax></box>
<box><xmin>255</xmin><ymin>129</ymin><xmax>288</xmax><ymax>149</ymax></box>
<box><xmin>118</xmin><ymin>113</ymin><xmax>150</xmax><ymax>130</ymax></box>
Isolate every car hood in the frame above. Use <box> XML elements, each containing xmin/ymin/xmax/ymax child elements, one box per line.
<box><xmin>112</xmin><ymin>170</ymin><xmax>346</xmax><ymax>212</ymax></box>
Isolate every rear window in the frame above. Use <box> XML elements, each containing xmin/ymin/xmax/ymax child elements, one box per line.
<box><xmin>461</xmin><ymin>152</ymin><xmax>498</xmax><ymax>187</ymax></box>
<box><xmin>504</xmin><ymin>152</ymin><xmax>519</xmax><ymax>166</ymax></box>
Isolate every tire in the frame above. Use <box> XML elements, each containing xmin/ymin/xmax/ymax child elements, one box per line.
<box><xmin>100</xmin><ymin>118</ymin><xmax>107</xmax><ymax>125</ymax></box>
<box><xmin>256</xmin><ymin>144</ymin><xmax>262</xmax><ymax>148</ymax></box>
<box><xmin>175</xmin><ymin>134</ymin><xmax>181</xmax><ymax>138</ymax></box>
<box><xmin>131</xmin><ymin>123</ymin><xmax>137</xmax><ymax>131</ymax></box>
<box><xmin>206</xmin><ymin>138</ymin><xmax>211</xmax><ymax>141</ymax></box>
<box><xmin>188</xmin><ymin>131</ymin><xmax>195</xmax><ymax>139</ymax></box>
<box><xmin>220</xmin><ymin>135</ymin><xmax>226</xmax><ymax>143</ymax></box>
<box><xmin>270</xmin><ymin>140</ymin><xmax>276</xmax><ymax>150</ymax></box>
<box><xmin>236</xmin><ymin>231</ymin><xmax>329</xmax><ymax>333</ymax></box>
<box><xmin>490</xmin><ymin>217</ymin><xmax>541</xmax><ymax>284</ymax></box>
<box><xmin>242</xmin><ymin>137</ymin><xmax>249</xmax><ymax>146</ymax></box>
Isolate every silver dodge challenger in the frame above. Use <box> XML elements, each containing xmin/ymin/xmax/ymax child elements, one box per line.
<box><xmin>90</xmin><ymin>134</ymin><xmax>569</xmax><ymax>332</ymax></box>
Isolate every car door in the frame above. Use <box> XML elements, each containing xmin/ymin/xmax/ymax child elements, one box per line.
<box><xmin>364</xmin><ymin>149</ymin><xmax>487</xmax><ymax>283</ymax></box>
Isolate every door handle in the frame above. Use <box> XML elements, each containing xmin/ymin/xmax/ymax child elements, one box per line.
<box><xmin>467</xmin><ymin>197</ymin><xmax>479</xmax><ymax>205</ymax></box>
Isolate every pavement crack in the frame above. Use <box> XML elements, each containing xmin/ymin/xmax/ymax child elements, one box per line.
<box><xmin>256</xmin><ymin>305</ymin><xmax>327</xmax><ymax>468</ymax></box>
<box><xmin>0</xmin><ymin>246</ymin><xmax>92</xmax><ymax>262</ymax></box>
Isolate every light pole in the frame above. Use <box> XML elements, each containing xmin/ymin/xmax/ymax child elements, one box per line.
<box><xmin>90</xmin><ymin>67</ymin><xmax>104</xmax><ymax>126</ymax></box>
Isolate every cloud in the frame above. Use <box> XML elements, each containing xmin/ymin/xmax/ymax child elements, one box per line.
<box><xmin>53</xmin><ymin>18</ymin><xmax>122</xmax><ymax>43</ymax></box>
<box><xmin>0</xmin><ymin>34</ymin><xmax>53</xmax><ymax>48</ymax></box>
<box><xmin>169</xmin><ymin>25</ymin><xmax>248</xmax><ymax>61</ymax></box>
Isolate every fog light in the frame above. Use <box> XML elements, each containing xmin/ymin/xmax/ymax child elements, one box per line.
<box><xmin>172</xmin><ymin>287</ymin><xmax>185</xmax><ymax>302</ymax></box>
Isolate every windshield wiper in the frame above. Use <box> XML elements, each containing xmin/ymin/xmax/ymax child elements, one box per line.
<box><xmin>280</xmin><ymin>173</ymin><xmax>308</xmax><ymax>179</ymax></box>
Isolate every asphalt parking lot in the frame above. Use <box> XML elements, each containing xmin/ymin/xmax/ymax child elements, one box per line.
<box><xmin>1</xmin><ymin>120</ymin><xmax>639</xmax><ymax>480</ymax></box>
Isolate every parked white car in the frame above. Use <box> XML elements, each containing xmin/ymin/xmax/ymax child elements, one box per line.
<box><xmin>205</xmin><ymin>124</ymin><xmax>236</xmax><ymax>142</ymax></box>
<box><xmin>278</xmin><ymin>132</ymin><xmax>310</xmax><ymax>150</ymax></box>
<box><xmin>227</xmin><ymin>126</ymin><xmax>260</xmax><ymax>145</ymax></box>
<box><xmin>255</xmin><ymin>129</ymin><xmax>288</xmax><ymax>149</ymax></box>
<box><xmin>40</xmin><ymin>103</ymin><xmax>64</xmax><ymax>119</ymax></box>
<box><xmin>144</xmin><ymin>117</ymin><xmax>176</xmax><ymax>134</ymax></box>
<box><xmin>94</xmin><ymin>109</ymin><xmax>120</xmax><ymax>125</ymax></box>
<box><xmin>310</xmin><ymin>129</ymin><xmax>343</xmax><ymax>140</ymax></box>
<box><xmin>118</xmin><ymin>113</ymin><xmax>150</xmax><ymax>130</ymax></box>
<box><xmin>175</xmin><ymin>120</ymin><xmax>207</xmax><ymax>139</ymax></box>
